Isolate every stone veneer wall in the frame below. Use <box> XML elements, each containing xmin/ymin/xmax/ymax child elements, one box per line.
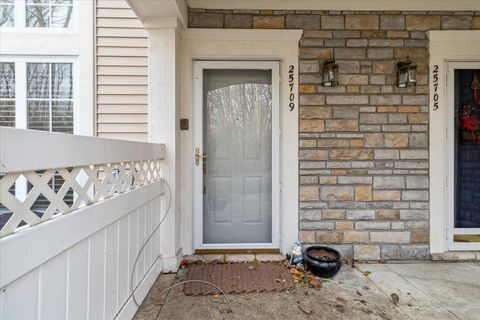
<box><xmin>189</xmin><ymin>9</ymin><xmax>480</xmax><ymax>260</ymax></box>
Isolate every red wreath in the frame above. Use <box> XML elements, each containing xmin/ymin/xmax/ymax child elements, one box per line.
<box><xmin>459</xmin><ymin>74</ymin><xmax>480</xmax><ymax>143</ymax></box>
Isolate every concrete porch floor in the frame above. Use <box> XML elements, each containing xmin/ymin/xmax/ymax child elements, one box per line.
<box><xmin>134</xmin><ymin>262</ymin><xmax>480</xmax><ymax>320</ymax></box>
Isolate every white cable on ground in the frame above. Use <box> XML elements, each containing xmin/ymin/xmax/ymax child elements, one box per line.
<box><xmin>155</xmin><ymin>280</ymin><xmax>233</xmax><ymax>319</ymax></box>
<box><xmin>130</xmin><ymin>177</ymin><xmax>172</xmax><ymax>307</ymax></box>
<box><xmin>129</xmin><ymin>178</ymin><xmax>234</xmax><ymax>317</ymax></box>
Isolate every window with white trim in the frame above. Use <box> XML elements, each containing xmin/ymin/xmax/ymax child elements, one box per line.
<box><xmin>0</xmin><ymin>0</ymin><xmax>73</xmax><ymax>28</ymax></box>
<box><xmin>0</xmin><ymin>61</ymin><xmax>74</xmax><ymax>132</ymax></box>
<box><xmin>0</xmin><ymin>61</ymin><xmax>75</xmax><ymax>220</ymax></box>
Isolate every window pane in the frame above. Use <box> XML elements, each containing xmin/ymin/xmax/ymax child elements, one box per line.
<box><xmin>52</xmin><ymin>63</ymin><xmax>72</xmax><ymax>98</ymax></box>
<box><xmin>27</xmin><ymin>63</ymin><xmax>50</xmax><ymax>98</ymax></box>
<box><xmin>54</xmin><ymin>0</ymin><xmax>72</xmax><ymax>4</ymax></box>
<box><xmin>0</xmin><ymin>62</ymin><xmax>15</xmax><ymax>98</ymax></box>
<box><xmin>28</xmin><ymin>100</ymin><xmax>50</xmax><ymax>131</ymax></box>
<box><xmin>26</xmin><ymin>5</ymin><xmax>49</xmax><ymax>27</ymax></box>
<box><xmin>52</xmin><ymin>101</ymin><xmax>73</xmax><ymax>133</ymax></box>
<box><xmin>51</xmin><ymin>5</ymin><xmax>72</xmax><ymax>28</ymax></box>
<box><xmin>26</xmin><ymin>0</ymin><xmax>49</xmax><ymax>3</ymax></box>
<box><xmin>0</xmin><ymin>3</ymin><xmax>14</xmax><ymax>27</ymax></box>
<box><xmin>0</xmin><ymin>101</ymin><xmax>15</xmax><ymax>127</ymax></box>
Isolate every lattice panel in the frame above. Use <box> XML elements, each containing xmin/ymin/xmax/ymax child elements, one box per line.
<box><xmin>0</xmin><ymin>159</ymin><xmax>162</xmax><ymax>237</ymax></box>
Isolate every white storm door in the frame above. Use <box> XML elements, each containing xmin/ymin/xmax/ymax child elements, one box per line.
<box><xmin>447</xmin><ymin>61</ymin><xmax>480</xmax><ymax>250</ymax></box>
<box><xmin>193</xmin><ymin>61</ymin><xmax>280</xmax><ymax>249</ymax></box>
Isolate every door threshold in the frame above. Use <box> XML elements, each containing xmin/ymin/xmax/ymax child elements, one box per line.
<box><xmin>195</xmin><ymin>248</ymin><xmax>280</xmax><ymax>255</ymax></box>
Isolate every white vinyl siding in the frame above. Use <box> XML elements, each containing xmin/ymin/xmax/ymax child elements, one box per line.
<box><xmin>95</xmin><ymin>0</ymin><xmax>148</xmax><ymax>142</ymax></box>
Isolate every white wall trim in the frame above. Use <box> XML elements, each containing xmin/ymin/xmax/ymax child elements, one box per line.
<box><xmin>187</xmin><ymin>0</ymin><xmax>480</xmax><ymax>11</ymax></box>
<box><xmin>127</xmin><ymin>0</ymin><xmax>188</xmax><ymax>28</ymax></box>
<box><xmin>143</xmin><ymin>17</ymin><xmax>184</xmax><ymax>30</ymax></box>
<box><xmin>429</xmin><ymin>30</ymin><xmax>480</xmax><ymax>254</ymax></box>
<box><xmin>180</xmin><ymin>28</ymin><xmax>300</xmax><ymax>254</ymax></box>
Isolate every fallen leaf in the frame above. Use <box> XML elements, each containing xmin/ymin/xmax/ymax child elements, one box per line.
<box><xmin>289</xmin><ymin>268</ymin><xmax>302</xmax><ymax>276</ymax></box>
<box><xmin>212</xmin><ymin>294</ymin><xmax>219</xmax><ymax>298</ymax></box>
<box><xmin>390</xmin><ymin>293</ymin><xmax>400</xmax><ymax>305</ymax></box>
<box><xmin>378</xmin><ymin>259</ymin><xmax>386</xmax><ymax>264</ymax></box>
<box><xmin>362</xmin><ymin>271</ymin><xmax>371</xmax><ymax>277</ymax></box>
<box><xmin>309</xmin><ymin>278</ymin><xmax>323</xmax><ymax>289</ymax></box>
<box><xmin>248</xmin><ymin>265</ymin><xmax>256</xmax><ymax>271</ymax></box>
<box><xmin>356</xmin><ymin>290</ymin><xmax>363</xmax><ymax>296</ymax></box>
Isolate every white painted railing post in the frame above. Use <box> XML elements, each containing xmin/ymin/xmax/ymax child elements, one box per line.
<box><xmin>146</xmin><ymin>17</ymin><xmax>183</xmax><ymax>272</ymax></box>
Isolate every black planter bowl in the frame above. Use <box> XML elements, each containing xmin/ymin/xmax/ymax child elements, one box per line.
<box><xmin>303</xmin><ymin>246</ymin><xmax>342</xmax><ymax>278</ymax></box>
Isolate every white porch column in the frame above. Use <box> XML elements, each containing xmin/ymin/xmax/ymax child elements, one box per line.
<box><xmin>145</xmin><ymin>18</ymin><xmax>183</xmax><ymax>272</ymax></box>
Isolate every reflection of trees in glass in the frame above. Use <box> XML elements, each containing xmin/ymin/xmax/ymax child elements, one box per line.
<box><xmin>0</xmin><ymin>63</ymin><xmax>15</xmax><ymax>127</ymax></box>
<box><xmin>206</xmin><ymin>82</ymin><xmax>272</xmax><ymax>161</ymax></box>
<box><xmin>207</xmin><ymin>83</ymin><xmax>272</xmax><ymax>133</ymax></box>
<box><xmin>0</xmin><ymin>1</ymin><xmax>14</xmax><ymax>27</ymax></box>
<box><xmin>26</xmin><ymin>0</ymin><xmax>72</xmax><ymax>28</ymax></box>
<box><xmin>0</xmin><ymin>63</ymin><xmax>15</xmax><ymax>98</ymax></box>
<box><xmin>26</xmin><ymin>63</ymin><xmax>73</xmax><ymax>133</ymax></box>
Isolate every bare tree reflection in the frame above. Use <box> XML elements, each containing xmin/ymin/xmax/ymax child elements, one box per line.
<box><xmin>26</xmin><ymin>0</ymin><xmax>72</xmax><ymax>28</ymax></box>
<box><xmin>206</xmin><ymin>80</ymin><xmax>272</xmax><ymax>162</ymax></box>
<box><xmin>0</xmin><ymin>1</ymin><xmax>14</xmax><ymax>27</ymax></box>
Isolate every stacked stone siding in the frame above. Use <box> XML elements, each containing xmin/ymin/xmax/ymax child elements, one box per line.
<box><xmin>189</xmin><ymin>9</ymin><xmax>480</xmax><ymax>260</ymax></box>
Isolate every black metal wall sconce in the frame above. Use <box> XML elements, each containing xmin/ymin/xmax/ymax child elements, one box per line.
<box><xmin>321</xmin><ymin>59</ymin><xmax>339</xmax><ymax>87</ymax></box>
<box><xmin>396</xmin><ymin>59</ymin><xmax>417</xmax><ymax>88</ymax></box>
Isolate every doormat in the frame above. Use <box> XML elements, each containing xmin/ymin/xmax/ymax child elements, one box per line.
<box><xmin>184</xmin><ymin>262</ymin><xmax>294</xmax><ymax>295</ymax></box>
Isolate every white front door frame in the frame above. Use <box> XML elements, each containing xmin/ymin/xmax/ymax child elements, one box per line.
<box><xmin>180</xmin><ymin>29</ymin><xmax>302</xmax><ymax>255</ymax></box>
<box><xmin>192</xmin><ymin>60</ymin><xmax>280</xmax><ymax>250</ymax></box>
<box><xmin>429</xmin><ymin>30</ymin><xmax>480</xmax><ymax>254</ymax></box>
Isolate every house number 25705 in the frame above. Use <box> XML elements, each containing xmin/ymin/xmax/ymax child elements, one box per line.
<box><xmin>432</xmin><ymin>65</ymin><xmax>439</xmax><ymax>111</ymax></box>
<box><xmin>288</xmin><ymin>65</ymin><xmax>295</xmax><ymax>111</ymax></box>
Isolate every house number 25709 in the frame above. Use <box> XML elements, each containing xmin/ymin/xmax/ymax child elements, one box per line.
<box><xmin>288</xmin><ymin>65</ymin><xmax>295</xmax><ymax>111</ymax></box>
<box><xmin>432</xmin><ymin>65</ymin><xmax>439</xmax><ymax>111</ymax></box>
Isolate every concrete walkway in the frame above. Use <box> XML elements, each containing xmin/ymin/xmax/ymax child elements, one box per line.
<box><xmin>134</xmin><ymin>262</ymin><xmax>480</xmax><ymax>320</ymax></box>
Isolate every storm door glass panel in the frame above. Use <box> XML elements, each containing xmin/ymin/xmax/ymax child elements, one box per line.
<box><xmin>454</xmin><ymin>68</ymin><xmax>480</xmax><ymax>243</ymax></box>
<box><xmin>203</xmin><ymin>69</ymin><xmax>272</xmax><ymax>244</ymax></box>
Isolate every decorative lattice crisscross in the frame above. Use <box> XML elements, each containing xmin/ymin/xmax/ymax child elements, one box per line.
<box><xmin>0</xmin><ymin>159</ymin><xmax>162</xmax><ymax>238</ymax></box>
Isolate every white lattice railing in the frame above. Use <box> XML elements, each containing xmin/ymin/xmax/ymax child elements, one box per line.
<box><xmin>0</xmin><ymin>127</ymin><xmax>165</xmax><ymax>238</ymax></box>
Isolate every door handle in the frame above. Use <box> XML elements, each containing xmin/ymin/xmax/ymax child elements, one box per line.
<box><xmin>195</xmin><ymin>147</ymin><xmax>208</xmax><ymax>166</ymax></box>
